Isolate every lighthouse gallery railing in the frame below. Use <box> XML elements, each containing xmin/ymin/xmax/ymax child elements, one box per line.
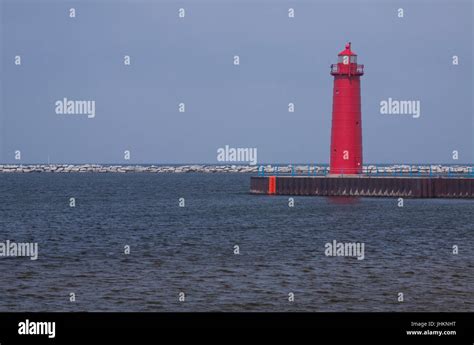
<box><xmin>331</xmin><ymin>64</ymin><xmax>364</xmax><ymax>74</ymax></box>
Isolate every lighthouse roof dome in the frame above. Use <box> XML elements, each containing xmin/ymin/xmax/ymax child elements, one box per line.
<box><xmin>338</xmin><ymin>42</ymin><xmax>357</xmax><ymax>56</ymax></box>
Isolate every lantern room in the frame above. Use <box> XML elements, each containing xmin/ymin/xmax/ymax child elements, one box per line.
<box><xmin>331</xmin><ymin>42</ymin><xmax>364</xmax><ymax>76</ymax></box>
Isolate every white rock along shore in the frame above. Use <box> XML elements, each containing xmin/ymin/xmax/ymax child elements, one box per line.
<box><xmin>0</xmin><ymin>164</ymin><xmax>471</xmax><ymax>174</ymax></box>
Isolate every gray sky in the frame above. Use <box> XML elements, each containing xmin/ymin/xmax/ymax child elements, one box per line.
<box><xmin>1</xmin><ymin>0</ymin><xmax>473</xmax><ymax>164</ymax></box>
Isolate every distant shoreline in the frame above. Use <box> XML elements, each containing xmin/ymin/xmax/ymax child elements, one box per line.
<box><xmin>0</xmin><ymin>164</ymin><xmax>472</xmax><ymax>174</ymax></box>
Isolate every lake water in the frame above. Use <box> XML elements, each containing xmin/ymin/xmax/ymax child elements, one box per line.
<box><xmin>0</xmin><ymin>173</ymin><xmax>472</xmax><ymax>311</ymax></box>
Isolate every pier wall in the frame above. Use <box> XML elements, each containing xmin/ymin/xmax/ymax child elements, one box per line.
<box><xmin>250</xmin><ymin>176</ymin><xmax>474</xmax><ymax>198</ymax></box>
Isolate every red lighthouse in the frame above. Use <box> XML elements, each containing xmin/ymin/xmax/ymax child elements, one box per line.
<box><xmin>329</xmin><ymin>42</ymin><xmax>364</xmax><ymax>175</ymax></box>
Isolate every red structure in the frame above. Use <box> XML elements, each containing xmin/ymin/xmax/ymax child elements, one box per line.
<box><xmin>329</xmin><ymin>42</ymin><xmax>364</xmax><ymax>174</ymax></box>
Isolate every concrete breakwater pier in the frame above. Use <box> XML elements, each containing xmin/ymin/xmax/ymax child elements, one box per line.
<box><xmin>250</xmin><ymin>175</ymin><xmax>474</xmax><ymax>198</ymax></box>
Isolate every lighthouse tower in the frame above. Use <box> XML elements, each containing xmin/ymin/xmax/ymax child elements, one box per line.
<box><xmin>329</xmin><ymin>42</ymin><xmax>364</xmax><ymax>175</ymax></box>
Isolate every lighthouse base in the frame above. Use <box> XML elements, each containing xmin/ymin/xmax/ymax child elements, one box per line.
<box><xmin>250</xmin><ymin>176</ymin><xmax>474</xmax><ymax>198</ymax></box>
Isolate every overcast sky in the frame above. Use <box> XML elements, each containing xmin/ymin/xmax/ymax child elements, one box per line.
<box><xmin>1</xmin><ymin>0</ymin><xmax>473</xmax><ymax>164</ymax></box>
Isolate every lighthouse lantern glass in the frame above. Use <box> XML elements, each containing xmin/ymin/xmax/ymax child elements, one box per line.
<box><xmin>337</xmin><ymin>55</ymin><xmax>357</xmax><ymax>64</ymax></box>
